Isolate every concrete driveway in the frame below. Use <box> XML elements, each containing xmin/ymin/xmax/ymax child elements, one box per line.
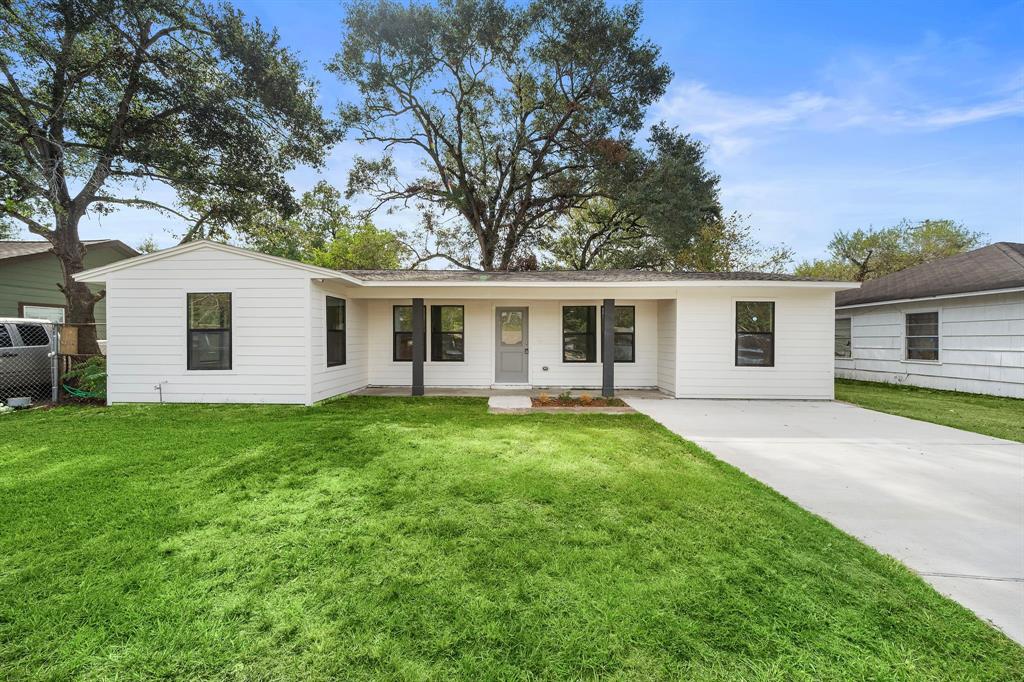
<box><xmin>625</xmin><ymin>398</ymin><xmax>1024</xmax><ymax>644</ymax></box>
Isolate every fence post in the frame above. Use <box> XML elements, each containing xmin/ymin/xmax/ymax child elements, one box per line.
<box><xmin>50</xmin><ymin>323</ymin><xmax>60</xmax><ymax>403</ymax></box>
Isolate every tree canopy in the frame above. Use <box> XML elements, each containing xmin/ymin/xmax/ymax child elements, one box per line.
<box><xmin>331</xmin><ymin>0</ymin><xmax>672</xmax><ymax>271</ymax></box>
<box><xmin>794</xmin><ymin>219</ymin><xmax>987</xmax><ymax>281</ymax></box>
<box><xmin>0</xmin><ymin>0</ymin><xmax>337</xmax><ymax>350</ymax></box>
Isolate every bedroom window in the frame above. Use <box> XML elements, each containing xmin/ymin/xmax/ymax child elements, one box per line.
<box><xmin>562</xmin><ymin>306</ymin><xmax>596</xmax><ymax>362</ymax></box>
<box><xmin>326</xmin><ymin>297</ymin><xmax>346</xmax><ymax>367</ymax></box>
<box><xmin>905</xmin><ymin>311</ymin><xmax>939</xmax><ymax>361</ymax></box>
<box><xmin>735</xmin><ymin>301</ymin><xmax>774</xmax><ymax>367</ymax></box>
<box><xmin>187</xmin><ymin>293</ymin><xmax>231</xmax><ymax>370</ymax></box>
<box><xmin>835</xmin><ymin>318</ymin><xmax>852</xmax><ymax>358</ymax></box>
<box><xmin>431</xmin><ymin>305</ymin><xmax>464</xmax><ymax>362</ymax></box>
<box><xmin>601</xmin><ymin>305</ymin><xmax>636</xmax><ymax>363</ymax></box>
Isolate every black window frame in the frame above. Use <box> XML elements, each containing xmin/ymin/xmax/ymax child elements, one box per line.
<box><xmin>905</xmin><ymin>311</ymin><xmax>939</xmax><ymax>362</ymax></box>
<box><xmin>326</xmin><ymin>296</ymin><xmax>346</xmax><ymax>367</ymax></box>
<box><xmin>735</xmin><ymin>301</ymin><xmax>775</xmax><ymax>368</ymax></box>
<box><xmin>430</xmin><ymin>305</ymin><xmax>465</xmax><ymax>362</ymax></box>
<box><xmin>187</xmin><ymin>292</ymin><xmax>232</xmax><ymax>371</ymax></box>
<box><xmin>835</xmin><ymin>317</ymin><xmax>852</xmax><ymax>359</ymax></box>
<box><xmin>392</xmin><ymin>304</ymin><xmax>426</xmax><ymax>362</ymax></box>
<box><xmin>562</xmin><ymin>305</ymin><xmax>597</xmax><ymax>363</ymax></box>
<box><xmin>601</xmin><ymin>304</ymin><xmax>636</xmax><ymax>363</ymax></box>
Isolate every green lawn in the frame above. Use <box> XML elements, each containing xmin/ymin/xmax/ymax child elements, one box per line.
<box><xmin>836</xmin><ymin>378</ymin><xmax>1024</xmax><ymax>443</ymax></box>
<box><xmin>1</xmin><ymin>399</ymin><xmax>1020</xmax><ymax>680</ymax></box>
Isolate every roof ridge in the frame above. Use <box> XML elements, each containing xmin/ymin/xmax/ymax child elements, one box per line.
<box><xmin>993</xmin><ymin>242</ymin><xmax>1024</xmax><ymax>269</ymax></box>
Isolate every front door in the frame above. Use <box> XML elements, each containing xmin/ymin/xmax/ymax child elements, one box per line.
<box><xmin>495</xmin><ymin>307</ymin><xmax>529</xmax><ymax>384</ymax></box>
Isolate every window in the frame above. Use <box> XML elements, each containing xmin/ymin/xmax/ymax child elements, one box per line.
<box><xmin>562</xmin><ymin>306</ymin><xmax>596</xmax><ymax>362</ymax></box>
<box><xmin>905</xmin><ymin>311</ymin><xmax>939</xmax><ymax>361</ymax></box>
<box><xmin>327</xmin><ymin>297</ymin><xmax>346</xmax><ymax>367</ymax></box>
<box><xmin>431</xmin><ymin>305</ymin><xmax>464</xmax><ymax>361</ymax></box>
<box><xmin>735</xmin><ymin>301</ymin><xmax>774</xmax><ymax>367</ymax></box>
<box><xmin>19</xmin><ymin>304</ymin><xmax>65</xmax><ymax>323</ymax></box>
<box><xmin>601</xmin><ymin>305</ymin><xmax>635</xmax><ymax>363</ymax></box>
<box><xmin>835</xmin><ymin>318</ymin><xmax>852</xmax><ymax>358</ymax></box>
<box><xmin>187</xmin><ymin>293</ymin><xmax>231</xmax><ymax>370</ymax></box>
<box><xmin>393</xmin><ymin>305</ymin><xmax>425</xmax><ymax>362</ymax></box>
<box><xmin>15</xmin><ymin>323</ymin><xmax>49</xmax><ymax>346</ymax></box>
<box><xmin>0</xmin><ymin>325</ymin><xmax>12</xmax><ymax>348</ymax></box>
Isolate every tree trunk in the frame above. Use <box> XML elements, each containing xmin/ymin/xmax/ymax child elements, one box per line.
<box><xmin>49</xmin><ymin>212</ymin><xmax>103</xmax><ymax>355</ymax></box>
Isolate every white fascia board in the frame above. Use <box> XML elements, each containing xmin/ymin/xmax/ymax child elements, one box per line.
<box><xmin>335</xmin><ymin>279</ymin><xmax>859</xmax><ymax>290</ymax></box>
<box><xmin>836</xmin><ymin>286</ymin><xmax>1024</xmax><ymax>310</ymax></box>
<box><xmin>74</xmin><ymin>239</ymin><xmax>365</xmax><ymax>285</ymax></box>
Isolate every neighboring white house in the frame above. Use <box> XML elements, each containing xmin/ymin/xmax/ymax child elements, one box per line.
<box><xmin>74</xmin><ymin>240</ymin><xmax>857</xmax><ymax>405</ymax></box>
<box><xmin>835</xmin><ymin>242</ymin><xmax>1024</xmax><ymax>398</ymax></box>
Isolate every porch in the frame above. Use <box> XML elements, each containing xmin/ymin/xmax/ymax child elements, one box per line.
<box><xmin>351</xmin><ymin>386</ymin><xmax>670</xmax><ymax>399</ymax></box>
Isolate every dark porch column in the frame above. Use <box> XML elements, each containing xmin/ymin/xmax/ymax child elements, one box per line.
<box><xmin>412</xmin><ymin>298</ymin><xmax>425</xmax><ymax>396</ymax></box>
<box><xmin>602</xmin><ymin>298</ymin><xmax>615</xmax><ymax>397</ymax></box>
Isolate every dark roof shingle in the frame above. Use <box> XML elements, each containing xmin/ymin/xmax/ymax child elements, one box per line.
<box><xmin>835</xmin><ymin>242</ymin><xmax>1024</xmax><ymax>307</ymax></box>
<box><xmin>0</xmin><ymin>239</ymin><xmax>138</xmax><ymax>261</ymax></box>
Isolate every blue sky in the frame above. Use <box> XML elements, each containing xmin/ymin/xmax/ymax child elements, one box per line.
<box><xmin>69</xmin><ymin>0</ymin><xmax>1024</xmax><ymax>263</ymax></box>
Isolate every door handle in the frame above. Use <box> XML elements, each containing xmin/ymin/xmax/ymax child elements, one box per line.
<box><xmin>524</xmin><ymin>347</ymin><xmax>529</xmax><ymax>355</ymax></box>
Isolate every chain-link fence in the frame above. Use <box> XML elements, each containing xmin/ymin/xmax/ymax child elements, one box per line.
<box><xmin>0</xmin><ymin>320</ymin><xmax>106</xmax><ymax>408</ymax></box>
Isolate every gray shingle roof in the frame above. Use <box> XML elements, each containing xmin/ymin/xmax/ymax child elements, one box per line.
<box><xmin>835</xmin><ymin>242</ymin><xmax>1024</xmax><ymax>307</ymax></box>
<box><xmin>340</xmin><ymin>268</ymin><xmax>840</xmax><ymax>283</ymax></box>
<box><xmin>0</xmin><ymin>239</ymin><xmax>138</xmax><ymax>261</ymax></box>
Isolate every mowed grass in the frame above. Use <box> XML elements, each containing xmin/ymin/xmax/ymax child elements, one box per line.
<box><xmin>1</xmin><ymin>398</ymin><xmax>1020</xmax><ymax>680</ymax></box>
<box><xmin>836</xmin><ymin>378</ymin><xmax>1024</xmax><ymax>442</ymax></box>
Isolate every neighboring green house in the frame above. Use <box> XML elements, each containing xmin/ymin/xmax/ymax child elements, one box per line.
<box><xmin>0</xmin><ymin>240</ymin><xmax>138</xmax><ymax>338</ymax></box>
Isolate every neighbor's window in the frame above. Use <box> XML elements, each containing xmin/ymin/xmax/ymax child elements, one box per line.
<box><xmin>431</xmin><ymin>305</ymin><xmax>464</xmax><ymax>362</ymax></box>
<box><xmin>735</xmin><ymin>301</ymin><xmax>774</xmax><ymax>367</ymax></box>
<box><xmin>562</xmin><ymin>306</ymin><xmax>596</xmax><ymax>362</ymax></box>
<box><xmin>20</xmin><ymin>304</ymin><xmax>65</xmax><ymax>323</ymax></box>
<box><xmin>602</xmin><ymin>305</ymin><xmax>635</xmax><ymax>363</ymax></box>
<box><xmin>905</xmin><ymin>311</ymin><xmax>939</xmax><ymax>361</ymax></box>
<box><xmin>187</xmin><ymin>293</ymin><xmax>231</xmax><ymax>370</ymax></box>
<box><xmin>835</xmin><ymin>318</ymin><xmax>852</xmax><ymax>358</ymax></box>
<box><xmin>326</xmin><ymin>296</ymin><xmax>346</xmax><ymax>367</ymax></box>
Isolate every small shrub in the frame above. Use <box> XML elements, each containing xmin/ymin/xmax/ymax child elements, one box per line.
<box><xmin>578</xmin><ymin>393</ymin><xmax>592</xmax><ymax>405</ymax></box>
<box><xmin>63</xmin><ymin>356</ymin><xmax>107</xmax><ymax>398</ymax></box>
<box><xmin>558</xmin><ymin>389</ymin><xmax>573</xmax><ymax>402</ymax></box>
<box><xmin>537</xmin><ymin>392</ymin><xmax>550</xmax><ymax>405</ymax></box>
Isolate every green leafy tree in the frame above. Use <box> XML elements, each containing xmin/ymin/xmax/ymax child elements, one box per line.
<box><xmin>674</xmin><ymin>213</ymin><xmax>793</xmax><ymax>273</ymax></box>
<box><xmin>331</xmin><ymin>0</ymin><xmax>672</xmax><ymax>271</ymax></box>
<box><xmin>0</xmin><ymin>0</ymin><xmax>337</xmax><ymax>352</ymax></box>
<box><xmin>795</xmin><ymin>219</ymin><xmax>986</xmax><ymax>281</ymax></box>
<box><xmin>242</xmin><ymin>181</ymin><xmax>408</xmax><ymax>270</ymax></box>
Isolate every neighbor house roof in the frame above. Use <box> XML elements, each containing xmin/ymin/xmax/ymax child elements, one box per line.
<box><xmin>340</xmin><ymin>269</ymin><xmax>836</xmax><ymax>283</ymax></box>
<box><xmin>835</xmin><ymin>242</ymin><xmax>1024</xmax><ymax>308</ymax></box>
<box><xmin>0</xmin><ymin>239</ymin><xmax>138</xmax><ymax>262</ymax></box>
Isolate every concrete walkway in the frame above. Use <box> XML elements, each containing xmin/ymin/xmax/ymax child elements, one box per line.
<box><xmin>625</xmin><ymin>398</ymin><xmax>1024</xmax><ymax>644</ymax></box>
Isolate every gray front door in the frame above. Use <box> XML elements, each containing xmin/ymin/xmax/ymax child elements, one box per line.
<box><xmin>495</xmin><ymin>307</ymin><xmax>528</xmax><ymax>383</ymax></box>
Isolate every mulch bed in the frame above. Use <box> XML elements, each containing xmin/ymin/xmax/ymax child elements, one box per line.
<box><xmin>532</xmin><ymin>396</ymin><xmax>628</xmax><ymax>408</ymax></box>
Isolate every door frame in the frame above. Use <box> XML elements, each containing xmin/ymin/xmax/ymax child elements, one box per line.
<box><xmin>493</xmin><ymin>306</ymin><xmax>530</xmax><ymax>385</ymax></box>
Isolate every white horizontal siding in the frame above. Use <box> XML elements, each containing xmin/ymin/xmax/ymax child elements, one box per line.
<box><xmin>310</xmin><ymin>281</ymin><xmax>369</xmax><ymax>401</ymax></box>
<box><xmin>835</xmin><ymin>291</ymin><xmax>1024</xmax><ymax>398</ymax></box>
<box><xmin>657</xmin><ymin>299</ymin><xmax>677</xmax><ymax>395</ymax></box>
<box><xmin>365</xmin><ymin>298</ymin><xmax>660</xmax><ymax>389</ymax></box>
<box><xmin>675</xmin><ymin>287</ymin><xmax>836</xmax><ymax>399</ymax></box>
<box><xmin>104</xmin><ymin>247</ymin><xmax>309</xmax><ymax>404</ymax></box>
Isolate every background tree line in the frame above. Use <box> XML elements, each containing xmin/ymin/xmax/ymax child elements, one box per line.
<box><xmin>1</xmin><ymin>0</ymin><xmax>988</xmax><ymax>350</ymax></box>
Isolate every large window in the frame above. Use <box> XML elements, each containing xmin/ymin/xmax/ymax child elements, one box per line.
<box><xmin>562</xmin><ymin>306</ymin><xmax>596</xmax><ymax>362</ymax></box>
<box><xmin>905</xmin><ymin>311</ymin><xmax>939</xmax><ymax>361</ymax></box>
<box><xmin>735</xmin><ymin>301</ymin><xmax>774</xmax><ymax>367</ymax></box>
<box><xmin>431</xmin><ymin>305</ymin><xmax>464</xmax><ymax>362</ymax></box>
<box><xmin>187</xmin><ymin>293</ymin><xmax>231</xmax><ymax>370</ymax></box>
<box><xmin>835</xmin><ymin>317</ymin><xmax>852</xmax><ymax>358</ymax></box>
<box><xmin>601</xmin><ymin>305</ymin><xmax>635</xmax><ymax>363</ymax></box>
<box><xmin>19</xmin><ymin>303</ymin><xmax>65</xmax><ymax>323</ymax></box>
<box><xmin>327</xmin><ymin>297</ymin><xmax>346</xmax><ymax>367</ymax></box>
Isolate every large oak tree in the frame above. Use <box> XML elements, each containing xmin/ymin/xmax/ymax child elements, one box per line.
<box><xmin>0</xmin><ymin>0</ymin><xmax>337</xmax><ymax>352</ymax></box>
<box><xmin>331</xmin><ymin>0</ymin><xmax>672</xmax><ymax>271</ymax></box>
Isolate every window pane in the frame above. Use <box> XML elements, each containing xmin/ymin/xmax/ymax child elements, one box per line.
<box><xmin>188</xmin><ymin>293</ymin><xmax>230</xmax><ymax>329</ymax></box>
<box><xmin>22</xmin><ymin>305</ymin><xmax>65</xmax><ymax>323</ymax></box>
<box><xmin>736</xmin><ymin>333</ymin><xmax>773</xmax><ymax>367</ymax></box>
<box><xmin>327</xmin><ymin>330</ymin><xmax>345</xmax><ymax>366</ymax></box>
<box><xmin>395</xmin><ymin>332</ymin><xmax>413</xmax><ymax>361</ymax></box>
<box><xmin>835</xmin><ymin>318</ymin><xmax>852</xmax><ymax>358</ymax></box>
<box><xmin>189</xmin><ymin>330</ymin><xmax>230</xmax><ymax>370</ymax></box>
<box><xmin>563</xmin><ymin>333</ymin><xmax>593</xmax><ymax>362</ymax></box>
<box><xmin>394</xmin><ymin>306</ymin><xmax>412</xmax><ymax>332</ymax></box>
<box><xmin>500</xmin><ymin>310</ymin><xmax>523</xmax><ymax>345</ymax></box>
<box><xmin>15</xmin><ymin>324</ymin><xmax>49</xmax><ymax>346</ymax></box>
<box><xmin>736</xmin><ymin>301</ymin><xmax>773</xmax><ymax>333</ymax></box>
<box><xmin>614</xmin><ymin>333</ymin><xmax>634</xmax><ymax>362</ymax></box>
<box><xmin>907</xmin><ymin>322</ymin><xmax>938</xmax><ymax>337</ymax></box>
<box><xmin>327</xmin><ymin>297</ymin><xmax>345</xmax><ymax>331</ymax></box>
<box><xmin>563</xmin><ymin>306</ymin><xmax>593</xmax><ymax>333</ymax></box>
<box><xmin>438</xmin><ymin>333</ymin><xmax>464</xmax><ymax>361</ymax></box>
<box><xmin>0</xmin><ymin>325</ymin><xmax>12</xmax><ymax>348</ymax></box>
<box><xmin>613</xmin><ymin>306</ymin><xmax>635</xmax><ymax>332</ymax></box>
<box><xmin>438</xmin><ymin>306</ymin><xmax>463</xmax><ymax>332</ymax></box>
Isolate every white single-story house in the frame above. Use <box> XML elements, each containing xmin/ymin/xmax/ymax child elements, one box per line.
<box><xmin>74</xmin><ymin>240</ymin><xmax>858</xmax><ymax>405</ymax></box>
<box><xmin>835</xmin><ymin>242</ymin><xmax>1024</xmax><ymax>398</ymax></box>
